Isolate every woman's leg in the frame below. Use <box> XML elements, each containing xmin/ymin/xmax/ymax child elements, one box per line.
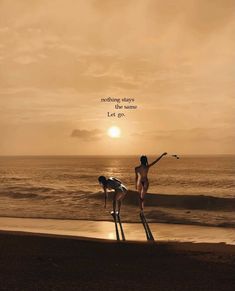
<box><xmin>140</xmin><ymin>182</ymin><xmax>149</xmax><ymax>212</ymax></box>
<box><xmin>113</xmin><ymin>193</ymin><xmax>117</xmax><ymax>213</ymax></box>
<box><xmin>137</xmin><ymin>182</ymin><xmax>143</xmax><ymax>211</ymax></box>
<box><xmin>115</xmin><ymin>190</ymin><xmax>127</xmax><ymax>214</ymax></box>
<box><xmin>118</xmin><ymin>200</ymin><xmax>122</xmax><ymax>213</ymax></box>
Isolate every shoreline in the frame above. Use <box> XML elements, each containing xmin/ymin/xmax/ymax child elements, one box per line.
<box><xmin>0</xmin><ymin>216</ymin><xmax>234</xmax><ymax>245</ymax></box>
<box><xmin>1</xmin><ymin>228</ymin><xmax>235</xmax><ymax>250</ymax></box>
<box><xmin>1</xmin><ymin>228</ymin><xmax>235</xmax><ymax>251</ymax></box>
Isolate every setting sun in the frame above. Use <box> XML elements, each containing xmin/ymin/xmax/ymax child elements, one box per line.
<box><xmin>108</xmin><ymin>126</ymin><xmax>121</xmax><ymax>138</ymax></box>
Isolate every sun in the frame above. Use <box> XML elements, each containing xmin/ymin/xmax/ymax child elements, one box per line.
<box><xmin>108</xmin><ymin>126</ymin><xmax>121</xmax><ymax>138</ymax></box>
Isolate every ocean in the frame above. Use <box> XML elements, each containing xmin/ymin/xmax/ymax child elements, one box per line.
<box><xmin>0</xmin><ymin>155</ymin><xmax>234</xmax><ymax>228</ymax></box>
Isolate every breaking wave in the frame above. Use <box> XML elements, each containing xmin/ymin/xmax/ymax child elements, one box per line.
<box><xmin>93</xmin><ymin>191</ymin><xmax>235</xmax><ymax>212</ymax></box>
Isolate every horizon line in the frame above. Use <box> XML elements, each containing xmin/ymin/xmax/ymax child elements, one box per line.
<box><xmin>0</xmin><ymin>154</ymin><xmax>234</xmax><ymax>157</ymax></box>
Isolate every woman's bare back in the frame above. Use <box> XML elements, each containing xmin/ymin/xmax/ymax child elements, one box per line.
<box><xmin>135</xmin><ymin>153</ymin><xmax>167</xmax><ymax>211</ymax></box>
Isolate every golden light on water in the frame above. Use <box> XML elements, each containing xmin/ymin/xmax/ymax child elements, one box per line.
<box><xmin>108</xmin><ymin>126</ymin><xmax>121</xmax><ymax>138</ymax></box>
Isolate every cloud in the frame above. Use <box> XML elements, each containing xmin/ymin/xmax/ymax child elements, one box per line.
<box><xmin>14</xmin><ymin>55</ymin><xmax>38</xmax><ymax>64</ymax></box>
<box><xmin>0</xmin><ymin>0</ymin><xmax>234</xmax><ymax>154</ymax></box>
<box><xmin>71</xmin><ymin>129</ymin><xmax>103</xmax><ymax>141</ymax></box>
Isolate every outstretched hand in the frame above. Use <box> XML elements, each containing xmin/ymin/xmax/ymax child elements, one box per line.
<box><xmin>149</xmin><ymin>152</ymin><xmax>168</xmax><ymax>167</ymax></box>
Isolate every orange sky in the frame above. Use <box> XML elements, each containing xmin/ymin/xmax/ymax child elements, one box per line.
<box><xmin>0</xmin><ymin>0</ymin><xmax>234</xmax><ymax>155</ymax></box>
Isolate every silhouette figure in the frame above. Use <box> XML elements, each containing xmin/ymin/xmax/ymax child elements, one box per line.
<box><xmin>135</xmin><ymin>153</ymin><xmax>167</xmax><ymax>212</ymax></box>
<box><xmin>98</xmin><ymin>176</ymin><xmax>127</xmax><ymax>214</ymax></box>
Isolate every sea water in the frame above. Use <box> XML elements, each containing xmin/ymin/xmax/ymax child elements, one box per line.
<box><xmin>0</xmin><ymin>155</ymin><xmax>234</xmax><ymax>227</ymax></box>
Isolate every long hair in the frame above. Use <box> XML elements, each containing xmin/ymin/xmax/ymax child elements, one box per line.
<box><xmin>98</xmin><ymin>176</ymin><xmax>107</xmax><ymax>186</ymax></box>
<box><xmin>140</xmin><ymin>155</ymin><xmax>148</xmax><ymax>166</ymax></box>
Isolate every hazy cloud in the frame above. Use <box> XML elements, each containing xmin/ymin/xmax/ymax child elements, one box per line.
<box><xmin>0</xmin><ymin>0</ymin><xmax>234</xmax><ymax>154</ymax></box>
<box><xmin>71</xmin><ymin>129</ymin><xmax>103</xmax><ymax>141</ymax></box>
<box><xmin>14</xmin><ymin>55</ymin><xmax>38</xmax><ymax>64</ymax></box>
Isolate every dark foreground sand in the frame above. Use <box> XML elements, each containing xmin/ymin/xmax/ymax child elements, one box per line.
<box><xmin>0</xmin><ymin>231</ymin><xmax>235</xmax><ymax>291</ymax></box>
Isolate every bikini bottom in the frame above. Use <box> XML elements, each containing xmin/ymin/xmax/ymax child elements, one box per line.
<box><xmin>140</xmin><ymin>179</ymin><xmax>149</xmax><ymax>189</ymax></box>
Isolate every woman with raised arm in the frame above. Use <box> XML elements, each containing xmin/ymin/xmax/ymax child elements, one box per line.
<box><xmin>135</xmin><ymin>153</ymin><xmax>167</xmax><ymax>213</ymax></box>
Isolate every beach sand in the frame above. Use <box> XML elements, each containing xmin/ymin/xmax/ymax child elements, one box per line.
<box><xmin>1</xmin><ymin>217</ymin><xmax>235</xmax><ymax>244</ymax></box>
<box><xmin>0</xmin><ymin>229</ymin><xmax>235</xmax><ymax>291</ymax></box>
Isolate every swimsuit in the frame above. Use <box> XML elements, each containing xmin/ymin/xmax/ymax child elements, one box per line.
<box><xmin>138</xmin><ymin>177</ymin><xmax>149</xmax><ymax>189</ymax></box>
<box><xmin>117</xmin><ymin>184</ymin><xmax>127</xmax><ymax>192</ymax></box>
<box><xmin>107</xmin><ymin>178</ymin><xmax>127</xmax><ymax>193</ymax></box>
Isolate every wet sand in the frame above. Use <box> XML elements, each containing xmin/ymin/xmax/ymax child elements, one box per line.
<box><xmin>0</xmin><ymin>231</ymin><xmax>235</xmax><ymax>291</ymax></box>
<box><xmin>1</xmin><ymin>217</ymin><xmax>234</xmax><ymax>244</ymax></box>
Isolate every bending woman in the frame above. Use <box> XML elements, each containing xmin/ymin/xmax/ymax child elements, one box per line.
<box><xmin>98</xmin><ymin>176</ymin><xmax>127</xmax><ymax>214</ymax></box>
<box><xmin>135</xmin><ymin>153</ymin><xmax>167</xmax><ymax>212</ymax></box>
